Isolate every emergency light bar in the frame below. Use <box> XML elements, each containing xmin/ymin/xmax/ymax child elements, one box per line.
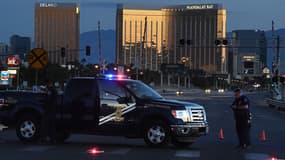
<box><xmin>98</xmin><ymin>74</ymin><xmax>128</xmax><ymax>80</ymax></box>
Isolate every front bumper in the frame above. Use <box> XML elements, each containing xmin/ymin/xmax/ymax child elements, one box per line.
<box><xmin>171</xmin><ymin>122</ymin><xmax>209</xmax><ymax>142</ymax></box>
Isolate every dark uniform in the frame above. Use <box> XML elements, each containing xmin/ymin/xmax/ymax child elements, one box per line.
<box><xmin>231</xmin><ymin>93</ymin><xmax>251</xmax><ymax>148</ymax></box>
<box><xmin>40</xmin><ymin>83</ymin><xmax>57</xmax><ymax>143</ymax></box>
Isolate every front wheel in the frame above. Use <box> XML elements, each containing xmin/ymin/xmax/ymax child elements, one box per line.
<box><xmin>16</xmin><ymin>115</ymin><xmax>40</xmax><ymax>143</ymax></box>
<box><xmin>143</xmin><ymin>120</ymin><xmax>170</xmax><ymax>147</ymax></box>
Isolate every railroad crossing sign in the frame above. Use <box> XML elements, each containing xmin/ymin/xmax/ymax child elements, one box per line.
<box><xmin>28</xmin><ymin>48</ymin><xmax>48</xmax><ymax>69</ymax></box>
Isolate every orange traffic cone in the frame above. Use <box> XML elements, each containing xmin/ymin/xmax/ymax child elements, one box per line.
<box><xmin>260</xmin><ymin>130</ymin><xmax>266</xmax><ymax>142</ymax></box>
<box><xmin>219</xmin><ymin>128</ymin><xmax>224</xmax><ymax>139</ymax></box>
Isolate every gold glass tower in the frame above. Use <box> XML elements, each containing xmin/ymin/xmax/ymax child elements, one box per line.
<box><xmin>116</xmin><ymin>4</ymin><xmax>227</xmax><ymax>74</ymax></box>
<box><xmin>35</xmin><ymin>2</ymin><xmax>80</xmax><ymax>65</ymax></box>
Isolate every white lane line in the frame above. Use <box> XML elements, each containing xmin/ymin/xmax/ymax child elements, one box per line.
<box><xmin>244</xmin><ymin>153</ymin><xmax>270</xmax><ymax>160</ymax></box>
<box><xmin>175</xmin><ymin>150</ymin><xmax>200</xmax><ymax>158</ymax></box>
<box><xmin>109</xmin><ymin>148</ymin><xmax>131</xmax><ymax>155</ymax></box>
<box><xmin>18</xmin><ymin>146</ymin><xmax>54</xmax><ymax>152</ymax></box>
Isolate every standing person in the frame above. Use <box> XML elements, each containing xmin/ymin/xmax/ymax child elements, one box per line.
<box><xmin>40</xmin><ymin>80</ymin><xmax>57</xmax><ymax>144</ymax></box>
<box><xmin>231</xmin><ymin>88</ymin><xmax>251</xmax><ymax>149</ymax></box>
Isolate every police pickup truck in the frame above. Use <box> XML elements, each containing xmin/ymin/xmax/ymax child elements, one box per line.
<box><xmin>0</xmin><ymin>75</ymin><xmax>208</xmax><ymax>147</ymax></box>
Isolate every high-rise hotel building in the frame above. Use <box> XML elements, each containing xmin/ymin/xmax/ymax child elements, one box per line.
<box><xmin>35</xmin><ymin>2</ymin><xmax>80</xmax><ymax>65</ymax></box>
<box><xmin>116</xmin><ymin>4</ymin><xmax>227</xmax><ymax>73</ymax></box>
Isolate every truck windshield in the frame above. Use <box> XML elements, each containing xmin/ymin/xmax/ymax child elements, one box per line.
<box><xmin>123</xmin><ymin>81</ymin><xmax>163</xmax><ymax>99</ymax></box>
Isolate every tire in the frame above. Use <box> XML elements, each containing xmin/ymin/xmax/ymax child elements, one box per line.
<box><xmin>143</xmin><ymin>120</ymin><xmax>170</xmax><ymax>147</ymax></box>
<box><xmin>16</xmin><ymin>115</ymin><xmax>40</xmax><ymax>143</ymax></box>
<box><xmin>172</xmin><ymin>139</ymin><xmax>193</xmax><ymax>148</ymax></box>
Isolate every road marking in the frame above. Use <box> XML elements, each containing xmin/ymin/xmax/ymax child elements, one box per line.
<box><xmin>244</xmin><ymin>153</ymin><xmax>270</xmax><ymax>160</ymax></box>
<box><xmin>109</xmin><ymin>148</ymin><xmax>131</xmax><ymax>155</ymax></box>
<box><xmin>175</xmin><ymin>150</ymin><xmax>200</xmax><ymax>158</ymax></box>
<box><xmin>209</xmin><ymin>95</ymin><xmax>232</xmax><ymax>98</ymax></box>
<box><xmin>0</xmin><ymin>124</ymin><xmax>8</xmax><ymax>131</ymax></box>
<box><xmin>18</xmin><ymin>146</ymin><xmax>53</xmax><ymax>152</ymax></box>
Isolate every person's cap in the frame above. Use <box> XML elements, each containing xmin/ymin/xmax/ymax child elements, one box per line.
<box><xmin>234</xmin><ymin>88</ymin><xmax>241</xmax><ymax>93</ymax></box>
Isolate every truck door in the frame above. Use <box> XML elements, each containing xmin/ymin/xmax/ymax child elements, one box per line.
<box><xmin>62</xmin><ymin>79</ymin><xmax>99</xmax><ymax>131</ymax></box>
<box><xmin>97</xmin><ymin>79</ymin><xmax>136</xmax><ymax>134</ymax></box>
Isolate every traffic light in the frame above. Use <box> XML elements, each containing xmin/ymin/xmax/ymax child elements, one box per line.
<box><xmin>61</xmin><ymin>47</ymin><xmax>65</xmax><ymax>58</ymax></box>
<box><xmin>86</xmin><ymin>45</ymin><xmax>91</xmax><ymax>56</ymax></box>
<box><xmin>186</xmin><ymin>39</ymin><xmax>192</xmax><ymax>45</ymax></box>
<box><xmin>271</xmin><ymin>82</ymin><xmax>277</xmax><ymax>87</ymax></box>
<box><xmin>179</xmin><ymin>39</ymin><xmax>192</xmax><ymax>46</ymax></box>
<box><xmin>179</xmin><ymin>39</ymin><xmax>185</xmax><ymax>45</ymax></box>
<box><xmin>215</xmin><ymin>39</ymin><xmax>228</xmax><ymax>46</ymax></box>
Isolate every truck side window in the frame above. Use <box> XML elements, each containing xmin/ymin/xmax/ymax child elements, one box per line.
<box><xmin>98</xmin><ymin>80</ymin><xmax>133</xmax><ymax>116</ymax></box>
<box><xmin>64</xmin><ymin>79</ymin><xmax>94</xmax><ymax>105</ymax></box>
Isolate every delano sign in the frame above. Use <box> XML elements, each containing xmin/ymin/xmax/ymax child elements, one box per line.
<box><xmin>186</xmin><ymin>4</ymin><xmax>215</xmax><ymax>10</ymax></box>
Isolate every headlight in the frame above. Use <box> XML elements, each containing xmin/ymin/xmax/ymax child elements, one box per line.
<box><xmin>176</xmin><ymin>91</ymin><xmax>183</xmax><ymax>95</ymax></box>
<box><xmin>171</xmin><ymin>110</ymin><xmax>191</xmax><ymax>122</ymax></box>
<box><xmin>205</xmin><ymin>89</ymin><xmax>211</xmax><ymax>94</ymax></box>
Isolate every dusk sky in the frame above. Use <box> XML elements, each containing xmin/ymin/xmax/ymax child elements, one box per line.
<box><xmin>0</xmin><ymin>0</ymin><xmax>284</xmax><ymax>43</ymax></box>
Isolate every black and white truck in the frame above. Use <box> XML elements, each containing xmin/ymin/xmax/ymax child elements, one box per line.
<box><xmin>0</xmin><ymin>75</ymin><xmax>208</xmax><ymax>147</ymax></box>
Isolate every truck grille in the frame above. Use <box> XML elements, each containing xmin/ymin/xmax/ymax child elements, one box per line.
<box><xmin>189</xmin><ymin>108</ymin><xmax>205</xmax><ymax>122</ymax></box>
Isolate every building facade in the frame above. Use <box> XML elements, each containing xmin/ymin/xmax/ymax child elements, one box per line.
<box><xmin>0</xmin><ymin>43</ymin><xmax>9</xmax><ymax>64</ymax></box>
<box><xmin>116</xmin><ymin>4</ymin><xmax>227</xmax><ymax>74</ymax></box>
<box><xmin>230</xmin><ymin>30</ymin><xmax>267</xmax><ymax>79</ymax></box>
<box><xmin>34</xmin><ymin>2</ymin><xmax>80</xmax><ymax>65</ymax></box>
<box><xmin>10</xmin><ymin>35</ymin><xmax>31</xmax><ymax>61</ymax></box>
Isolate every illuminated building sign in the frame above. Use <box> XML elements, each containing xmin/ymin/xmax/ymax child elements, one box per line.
<box><xmin>40</xmin><ymin>3</ymin><xmax>57</xmax><ymax>7</ymax></box>
<box><xmin>186</xmin><ymin>4</ymin><xmax>214</xmax><ymax>10</ymax></box>
<box><xmin>1</xmin><ymin>71</ymin><xmax>9</xmax><ymax>81</ymax></box>
<box><xmin>243</xmin><ymin>56</ymin><xmax>255</xmax><ymax>59</ymax></box>
<box><xmin>6</xmin><ymin>55</ymin><xmax>20</xmax><ymax>67</ymax></box>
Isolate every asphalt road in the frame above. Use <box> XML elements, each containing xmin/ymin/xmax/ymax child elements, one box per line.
<box><xmin>0</xmin><ymin>91</ymin><xmax>285</xmax><ymax>160</ymax></box>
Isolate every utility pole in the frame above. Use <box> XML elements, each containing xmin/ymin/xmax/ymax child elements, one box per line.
<box><xmin>277</xmin><ymin>35</ymin><xmax>281</xmax><ymax>88</ymax></box>
<box><xmin>137</xmin><ymin>16</ymin><xmax>147</xmax><ymax>80</ymax></box>
<box><xmin>98</xmin><ymin>21</ymin><xmax>103</xmax><ymax>74</ymax></box>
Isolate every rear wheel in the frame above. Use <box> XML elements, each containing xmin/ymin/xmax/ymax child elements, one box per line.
<box><xmin>16</xmin><ymin>115</ymin><xmax>40</xmax><ymax>143</ymax></box>
<box><xmin>143</xmin><ymin>120</ymin><xmax>170</xmax><ymax>147</ymax></box>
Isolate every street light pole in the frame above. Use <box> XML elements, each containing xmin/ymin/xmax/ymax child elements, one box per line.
<box><xmin>277</xmin><ymin>36</ymin><xmax>280</xmax><ymax>88</ymax></box>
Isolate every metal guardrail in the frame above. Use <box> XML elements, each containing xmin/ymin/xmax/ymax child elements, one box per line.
<box><xmin>266</xmin><ymin>98</ymin><xmax>285</xmax><ymax>111</ymax></box>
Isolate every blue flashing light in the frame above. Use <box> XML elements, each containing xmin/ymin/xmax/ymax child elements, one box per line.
<box><xmin>106</xmin><ymin>74</ymin><xmax>113</xmax><ymax>79</ymax></box>
<box><xmin>101</xmin><ymin>74</ymin><xmax>128</xmax><ymax>80</ymax></box>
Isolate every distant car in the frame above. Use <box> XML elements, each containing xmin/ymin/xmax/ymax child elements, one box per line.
<box><xmin>218</xmin><ymin>89</ymin><xmax>224</xmax><ymax>93</ymax></box>
<box><xmin>205</xmin><ymin>89</ymin><xmax>211</xmax><ymax>94</ymax></box>
<box><xmin>176</xmin><ymin>90</ymin><xmax>184</xmax><ymax>96</ymax></box>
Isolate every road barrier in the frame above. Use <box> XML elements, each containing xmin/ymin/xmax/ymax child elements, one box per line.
<box><xmin>218</xmin><ymin>128</ymin><xmax>224</xmax><ymax>139</ymax></box>
<box><xmin>260</xmin><ymin>130</ymin><xmax>266</xmax><ymax>142</ymax></box>
<box><xmin>266</xmin><ymin>98</ymin><xmax>285</xmax><ymax>111</ymax></box>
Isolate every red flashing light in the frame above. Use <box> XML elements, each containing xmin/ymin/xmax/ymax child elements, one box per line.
<box><xmin>269</xmin><ymin>156</ymin><xmax>278</xmax><ymax>160</ymax></box>
<box><xmin>87</xmin><ymin>147</ymin><xmax>104</xmax><ymax>155</ymax></box>
<box><xmin>117</xmin><ymin>74</ymin><xmax>124</xmax><ymax>80</ymax></box>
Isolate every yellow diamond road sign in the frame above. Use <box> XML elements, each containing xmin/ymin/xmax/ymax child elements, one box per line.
<box><xmin>28</xmin><ymin>48</ymin><xmax>48</xmax><ymax>69</ymax></box>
